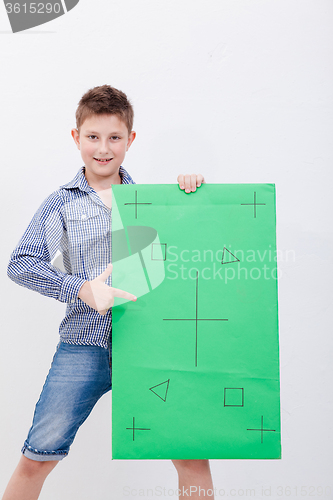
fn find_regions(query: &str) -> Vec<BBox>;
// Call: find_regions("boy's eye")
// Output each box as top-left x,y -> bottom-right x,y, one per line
87,135 -> 121,140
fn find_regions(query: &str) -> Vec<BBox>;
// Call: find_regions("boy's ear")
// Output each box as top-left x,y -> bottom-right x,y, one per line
126,131 -> 136,151
71,128 -> 80,150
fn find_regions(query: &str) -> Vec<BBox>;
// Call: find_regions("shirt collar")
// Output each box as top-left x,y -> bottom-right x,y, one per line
60,165 -> 135,191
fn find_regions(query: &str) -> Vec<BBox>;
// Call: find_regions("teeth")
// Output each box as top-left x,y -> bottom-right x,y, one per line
95,158 -> 112,162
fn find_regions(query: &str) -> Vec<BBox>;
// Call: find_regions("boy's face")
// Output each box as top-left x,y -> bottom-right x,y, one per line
71,114 -> 136,185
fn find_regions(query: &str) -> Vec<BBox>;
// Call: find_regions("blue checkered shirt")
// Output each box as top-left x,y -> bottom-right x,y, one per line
7,165 -> 135,348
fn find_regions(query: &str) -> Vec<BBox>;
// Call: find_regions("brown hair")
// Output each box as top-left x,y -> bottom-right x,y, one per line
75,85 -> 134,133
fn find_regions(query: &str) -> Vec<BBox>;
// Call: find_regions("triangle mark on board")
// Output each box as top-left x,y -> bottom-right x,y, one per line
221,247 -> 240,265
149,379 -> 170,402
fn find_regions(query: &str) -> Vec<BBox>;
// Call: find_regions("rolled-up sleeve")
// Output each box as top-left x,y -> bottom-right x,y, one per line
7,191 -> 86,303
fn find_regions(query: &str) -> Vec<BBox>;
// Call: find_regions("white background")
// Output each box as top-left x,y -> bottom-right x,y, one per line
0,1 -> 332,498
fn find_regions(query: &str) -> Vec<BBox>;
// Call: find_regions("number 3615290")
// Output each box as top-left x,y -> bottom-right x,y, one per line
5,3 -> 61,14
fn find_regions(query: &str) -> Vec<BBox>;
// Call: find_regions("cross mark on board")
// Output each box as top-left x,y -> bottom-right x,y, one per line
163,271 -> 228,367
247,415 -> 276,443
241,191 -> 266,218
126,417 -> 151,441
124,190 -> 152,219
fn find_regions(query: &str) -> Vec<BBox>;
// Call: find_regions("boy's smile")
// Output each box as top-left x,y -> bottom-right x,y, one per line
71,114 -> 136,188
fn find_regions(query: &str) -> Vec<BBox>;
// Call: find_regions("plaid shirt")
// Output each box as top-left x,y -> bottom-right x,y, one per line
7,165 -> 135,348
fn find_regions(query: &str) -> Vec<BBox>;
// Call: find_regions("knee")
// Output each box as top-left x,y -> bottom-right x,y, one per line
19,455 -> 58,479
172,459 -> 210,475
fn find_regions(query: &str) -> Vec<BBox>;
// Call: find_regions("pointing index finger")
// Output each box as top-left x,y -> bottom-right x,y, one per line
112,287 -> 137,302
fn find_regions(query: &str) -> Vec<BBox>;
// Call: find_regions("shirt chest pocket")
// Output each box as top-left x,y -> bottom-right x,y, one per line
66,205 -> 110,248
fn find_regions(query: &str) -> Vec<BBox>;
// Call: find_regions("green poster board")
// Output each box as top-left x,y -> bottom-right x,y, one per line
111,184 -> 281,460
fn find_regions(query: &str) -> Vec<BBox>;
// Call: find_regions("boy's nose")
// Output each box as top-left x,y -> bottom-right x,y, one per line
99,142 -> 112,155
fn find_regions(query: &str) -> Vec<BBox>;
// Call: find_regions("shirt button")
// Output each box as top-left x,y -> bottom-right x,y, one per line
71,298 -> 75,304
81,213 -> 87,220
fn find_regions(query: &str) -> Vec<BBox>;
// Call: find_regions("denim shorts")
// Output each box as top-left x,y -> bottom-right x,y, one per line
21,341 -> 112,461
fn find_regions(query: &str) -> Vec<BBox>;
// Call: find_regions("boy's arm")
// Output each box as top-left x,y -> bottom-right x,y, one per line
7,191 -> 86,304
177,174 -> 205,193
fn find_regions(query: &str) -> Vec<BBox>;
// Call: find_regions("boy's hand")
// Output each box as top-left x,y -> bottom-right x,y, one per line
177,174 -> 205,193
78,263 -> 137,315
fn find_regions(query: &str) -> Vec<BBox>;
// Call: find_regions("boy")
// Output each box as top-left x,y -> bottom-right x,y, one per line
3,85 -> 213,500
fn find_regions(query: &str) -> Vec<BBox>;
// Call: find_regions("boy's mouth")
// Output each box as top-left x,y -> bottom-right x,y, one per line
93,157 -> 113,164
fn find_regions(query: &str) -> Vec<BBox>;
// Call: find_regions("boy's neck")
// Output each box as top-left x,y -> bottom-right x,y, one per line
84,167 -> 122,192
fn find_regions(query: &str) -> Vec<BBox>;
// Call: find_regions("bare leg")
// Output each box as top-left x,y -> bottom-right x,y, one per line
172,459 -> 214,499
2,455 -> 58,500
